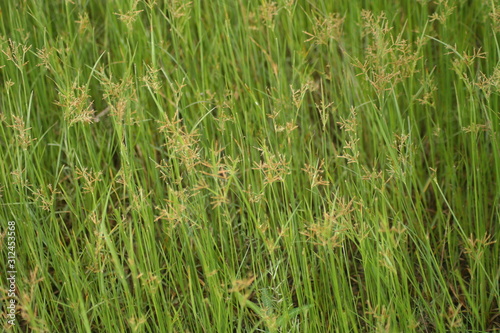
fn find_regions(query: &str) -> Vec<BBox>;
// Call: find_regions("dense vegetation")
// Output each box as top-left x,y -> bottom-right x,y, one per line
0,0 -> 499,331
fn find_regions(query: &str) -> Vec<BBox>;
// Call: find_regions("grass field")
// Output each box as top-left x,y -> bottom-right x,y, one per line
0,0 -> 499,332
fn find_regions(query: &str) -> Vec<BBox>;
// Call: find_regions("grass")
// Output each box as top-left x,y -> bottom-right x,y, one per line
0,0 -> 499,331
